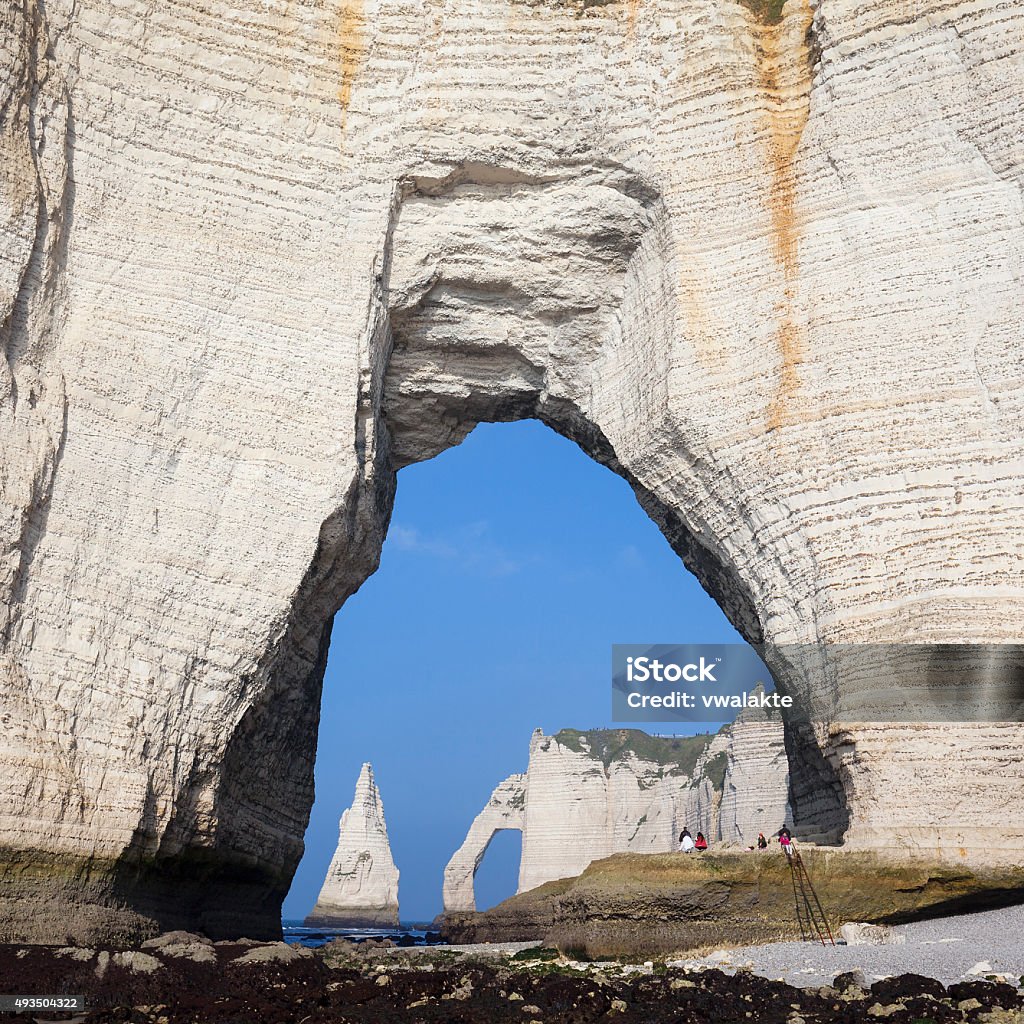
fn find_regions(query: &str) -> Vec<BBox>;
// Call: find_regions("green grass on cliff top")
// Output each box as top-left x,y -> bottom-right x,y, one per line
554,728 -> 716,775
701,749 -> 729,793
740,0 -> 787,26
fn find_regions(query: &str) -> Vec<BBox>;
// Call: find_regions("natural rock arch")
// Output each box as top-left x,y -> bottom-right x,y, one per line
1,0 -> 1022,943
444,775 -> 527,914
375,160 -> 850,842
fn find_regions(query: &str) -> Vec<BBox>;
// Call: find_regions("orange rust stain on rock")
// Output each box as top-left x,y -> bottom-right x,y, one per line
336,0 -> 367,129
627,0 -> 642,32
771,313 -> 803,426
755,0 -> 813,432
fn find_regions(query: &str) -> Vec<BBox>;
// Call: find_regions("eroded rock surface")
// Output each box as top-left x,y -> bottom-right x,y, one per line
444,774 -> 527,914
1,0 -> 1022,941
4,940 -> 1024,1024
441,850 -> 1024,956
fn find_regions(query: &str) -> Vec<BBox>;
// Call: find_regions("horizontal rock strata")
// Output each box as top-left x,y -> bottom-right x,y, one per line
444,708 -> 790,913
443,774 -> 527,915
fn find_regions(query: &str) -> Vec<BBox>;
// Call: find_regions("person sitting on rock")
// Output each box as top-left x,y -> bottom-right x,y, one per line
694,831 -> 708,851
678,828 -> 694,853
777,824 -> 793,857
757,831 -> 768,850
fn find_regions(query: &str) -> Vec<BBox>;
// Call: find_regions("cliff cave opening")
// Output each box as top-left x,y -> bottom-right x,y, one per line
283,419 -> 750,926
3,0 -> 1021,951
195,162 -> 854,943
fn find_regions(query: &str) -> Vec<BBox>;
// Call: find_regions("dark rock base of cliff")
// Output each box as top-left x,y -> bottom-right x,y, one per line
0,846 -> 286,944
2,941 -> 1023,1024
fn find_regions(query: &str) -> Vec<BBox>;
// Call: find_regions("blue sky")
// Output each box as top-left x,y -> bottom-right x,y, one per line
283,419 -> 744,923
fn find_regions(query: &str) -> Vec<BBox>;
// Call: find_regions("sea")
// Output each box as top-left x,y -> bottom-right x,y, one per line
282,919 -> 443,949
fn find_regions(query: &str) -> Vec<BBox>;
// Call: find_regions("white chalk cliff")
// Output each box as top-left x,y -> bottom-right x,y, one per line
444,710 -> 790,912
717,699 -> 793,845
305,764 -> 399,928
1,0 -> 1022,941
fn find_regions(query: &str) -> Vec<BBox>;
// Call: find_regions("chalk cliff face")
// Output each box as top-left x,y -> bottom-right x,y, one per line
305,764 -> 399,929
443,715 -> 790,912
1,0 -> 1022,941
717,701 -> 793,844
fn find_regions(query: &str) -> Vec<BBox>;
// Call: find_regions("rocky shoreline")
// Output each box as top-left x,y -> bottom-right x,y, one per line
1,931 -> 1023,1024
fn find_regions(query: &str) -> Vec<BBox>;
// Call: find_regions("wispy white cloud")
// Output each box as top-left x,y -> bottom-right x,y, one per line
387,520 -> 523,577
616,544 -> 646,571
388,524 -> 458,560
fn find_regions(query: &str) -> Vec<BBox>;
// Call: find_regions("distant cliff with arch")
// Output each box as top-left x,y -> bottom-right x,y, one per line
443,701 -> 790,914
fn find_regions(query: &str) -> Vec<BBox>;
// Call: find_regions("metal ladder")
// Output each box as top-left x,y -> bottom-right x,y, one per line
787,842 -> 835,946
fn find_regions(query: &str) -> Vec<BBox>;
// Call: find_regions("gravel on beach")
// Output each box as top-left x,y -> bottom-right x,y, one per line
675,902 -> 1024,987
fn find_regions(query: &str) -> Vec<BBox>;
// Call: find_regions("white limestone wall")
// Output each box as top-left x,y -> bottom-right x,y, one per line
455,720 -> 791,901
718,710 -> 793,843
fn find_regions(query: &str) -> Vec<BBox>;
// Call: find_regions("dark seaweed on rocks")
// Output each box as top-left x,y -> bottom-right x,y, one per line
2,942 -> 1023,1024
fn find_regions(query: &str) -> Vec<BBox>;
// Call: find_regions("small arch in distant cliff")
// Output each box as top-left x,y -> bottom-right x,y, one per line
443,773 -> 526,913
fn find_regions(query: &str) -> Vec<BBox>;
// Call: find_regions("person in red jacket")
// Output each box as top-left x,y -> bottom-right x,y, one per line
777,824 -> 793,858
694,831 -> 708,851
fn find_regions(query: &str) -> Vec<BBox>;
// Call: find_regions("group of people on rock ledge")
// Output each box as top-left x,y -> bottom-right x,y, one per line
678,823 -> 792,856
676,827 -> 707,852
